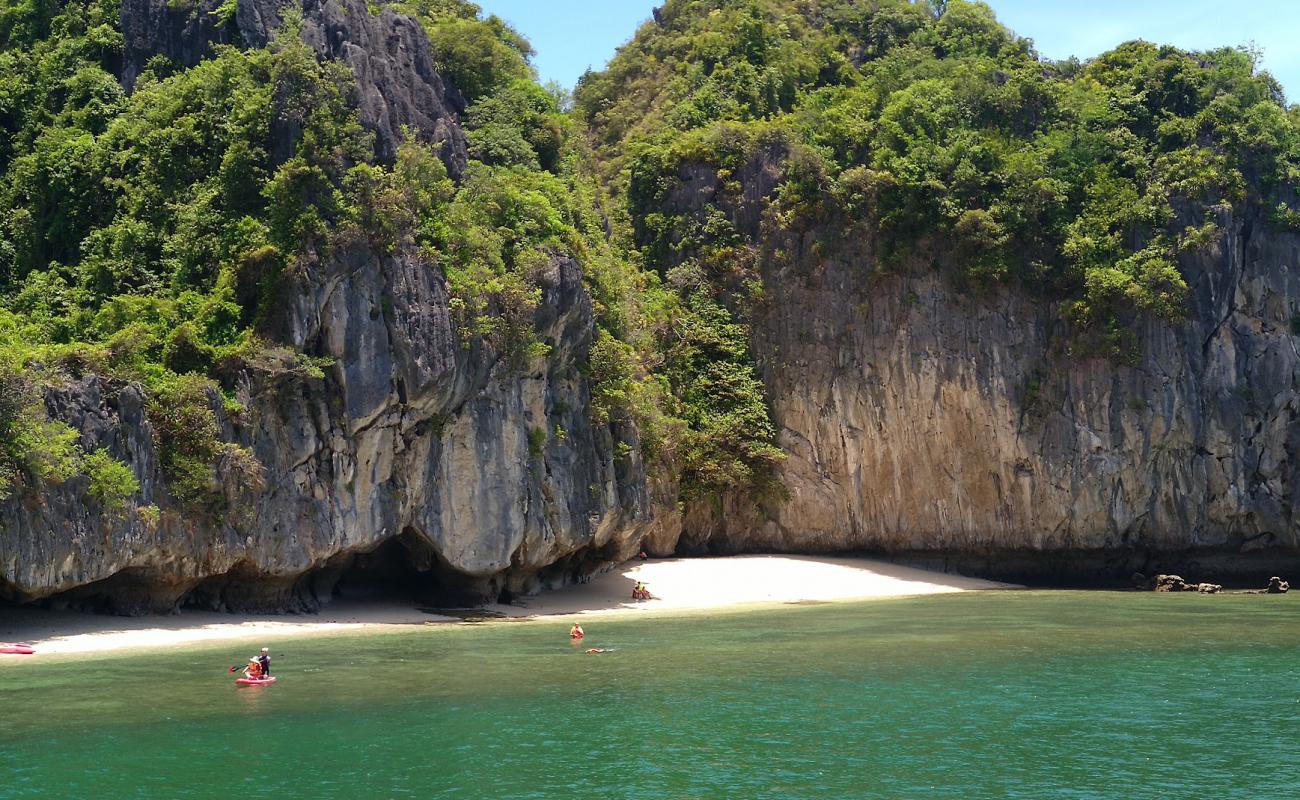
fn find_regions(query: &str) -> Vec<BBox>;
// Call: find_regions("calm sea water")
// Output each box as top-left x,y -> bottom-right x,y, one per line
2,591 -> 1297,799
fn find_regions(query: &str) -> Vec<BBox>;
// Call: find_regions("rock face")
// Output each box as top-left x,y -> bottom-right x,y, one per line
5,5 -> 1300,611
668,172 -> 1300,582
120,0 -> 468,171
0,0 -> 642,612
0,242 -> 648,612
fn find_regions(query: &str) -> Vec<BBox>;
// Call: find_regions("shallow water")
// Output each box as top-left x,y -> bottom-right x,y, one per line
2,591 -> 1297,799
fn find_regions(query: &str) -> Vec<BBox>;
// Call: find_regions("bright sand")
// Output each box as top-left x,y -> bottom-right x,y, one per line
0,555 -> 1010,659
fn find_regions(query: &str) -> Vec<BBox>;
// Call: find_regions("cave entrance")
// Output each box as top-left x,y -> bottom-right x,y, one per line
329,528 -> 487,606
331,533 -> 438,604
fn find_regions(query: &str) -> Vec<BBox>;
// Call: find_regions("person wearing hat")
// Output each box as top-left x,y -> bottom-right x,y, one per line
243,657 -> 263,680
256,647 -> 271,678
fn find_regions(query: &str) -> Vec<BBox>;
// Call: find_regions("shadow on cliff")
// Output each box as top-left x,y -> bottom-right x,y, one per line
19,527 -> 636,617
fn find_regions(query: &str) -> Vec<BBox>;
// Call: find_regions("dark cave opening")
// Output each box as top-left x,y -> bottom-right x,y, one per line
330,533 -> 440,604
327,529 -> 491,607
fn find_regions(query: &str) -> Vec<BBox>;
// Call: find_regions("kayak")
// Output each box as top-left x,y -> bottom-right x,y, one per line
1,646 -> 34,655
235,676 -> 277,686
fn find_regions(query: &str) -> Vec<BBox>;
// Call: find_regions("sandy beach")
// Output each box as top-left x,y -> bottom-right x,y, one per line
1,555 -> 1011,660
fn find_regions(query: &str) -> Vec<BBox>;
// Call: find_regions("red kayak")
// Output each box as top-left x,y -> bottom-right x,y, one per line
1,645 -> 34,655
235,676 -> 277,686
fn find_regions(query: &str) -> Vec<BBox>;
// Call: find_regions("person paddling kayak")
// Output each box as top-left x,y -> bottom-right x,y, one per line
257,647 -> 271,678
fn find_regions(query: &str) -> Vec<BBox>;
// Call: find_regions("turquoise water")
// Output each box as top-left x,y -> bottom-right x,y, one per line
2,591 -> 1298,799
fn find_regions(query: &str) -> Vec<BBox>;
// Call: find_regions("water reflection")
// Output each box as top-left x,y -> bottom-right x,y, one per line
232,681 -> 273,715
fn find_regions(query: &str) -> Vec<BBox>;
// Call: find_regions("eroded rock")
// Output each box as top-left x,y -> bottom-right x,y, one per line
0,244 -> 648,612
664,195 -> 1300,582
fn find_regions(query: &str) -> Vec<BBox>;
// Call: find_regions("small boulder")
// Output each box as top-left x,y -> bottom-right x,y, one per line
1197,583 -> 1222,594
1154,574 -> 1187,592
1265,576 -> 1290,594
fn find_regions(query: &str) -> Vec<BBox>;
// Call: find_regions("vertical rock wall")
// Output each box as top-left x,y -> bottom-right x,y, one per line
0,243 -> 650,612
676,206 -> 1300,582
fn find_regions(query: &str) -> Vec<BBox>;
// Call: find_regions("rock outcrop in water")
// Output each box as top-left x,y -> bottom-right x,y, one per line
1151,575 -> 1221,593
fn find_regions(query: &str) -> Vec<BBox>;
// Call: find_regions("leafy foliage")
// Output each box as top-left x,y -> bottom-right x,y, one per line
82,448 -> 140,508
581,0 -> 1300,361
0,357 -> 78,499
396,0 -> 534,104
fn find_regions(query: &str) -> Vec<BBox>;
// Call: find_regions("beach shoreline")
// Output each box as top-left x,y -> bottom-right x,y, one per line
1,555 -> 1012,662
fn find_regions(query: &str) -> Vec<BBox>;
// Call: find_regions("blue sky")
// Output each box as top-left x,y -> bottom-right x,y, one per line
478,0 -> 1299,102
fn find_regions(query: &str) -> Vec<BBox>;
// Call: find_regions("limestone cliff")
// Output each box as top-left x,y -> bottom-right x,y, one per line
0,0 -> 647,612
0,241 -> 648,612
5,0 -> 1299,614
661,156 -> 1300,583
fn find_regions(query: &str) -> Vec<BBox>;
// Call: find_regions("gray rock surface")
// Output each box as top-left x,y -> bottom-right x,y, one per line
664,173 -> 1300,582
0,243 -> 648,612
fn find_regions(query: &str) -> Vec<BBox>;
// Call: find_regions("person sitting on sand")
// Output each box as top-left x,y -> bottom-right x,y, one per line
570,623 -> 584,639
632,582 -> 651,600
244,658 -> 263,680
256,647 -> 271,678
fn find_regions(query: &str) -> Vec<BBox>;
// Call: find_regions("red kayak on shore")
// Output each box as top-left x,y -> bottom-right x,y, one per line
235,676 -> 277,686
1,645 -> 35,655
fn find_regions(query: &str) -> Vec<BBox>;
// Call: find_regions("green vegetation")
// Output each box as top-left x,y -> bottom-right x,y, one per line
0,359 -> 79,500
82,448 -> 140,509
0,354 -> 138,506
527,426 -> 547,457
579,0 -> 1300,360
564,0 -> 1300,498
